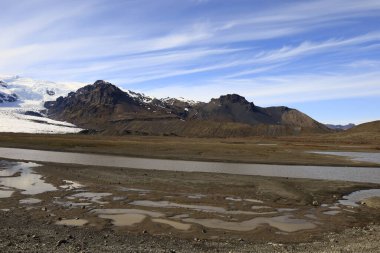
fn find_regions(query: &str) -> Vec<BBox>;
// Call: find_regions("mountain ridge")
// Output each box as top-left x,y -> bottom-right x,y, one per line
45,80 -> 331,137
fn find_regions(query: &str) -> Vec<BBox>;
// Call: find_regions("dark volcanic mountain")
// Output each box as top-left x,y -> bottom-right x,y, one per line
45,80 -> 330,137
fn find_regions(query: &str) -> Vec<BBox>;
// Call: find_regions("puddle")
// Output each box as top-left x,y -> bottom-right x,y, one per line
225,197 -> 243,202
99,213 -> 147,226
323,210 -> 341,216
0,161 -> 57,195
60,180 -> 83,190
0,162 -> 22,177
70,192 -> 112,204
225,197 -> 264,204
131,200 -> 277,215
152,218 -> 192,231
113,196 -> 127,201
304,214 -> 317,220
251,206 -> 272,210
0,189 -> 14,198
171,214 -> 190,219
56,219 -> 88,226
339,189 -> 380,207
54,199 -> 92,208
121,187 -> 150,193
19,198 -> 42,204
277,208 -> 297,212
188,194 -> 206,199
94,209 -> 164,227
183,215 -> 316,232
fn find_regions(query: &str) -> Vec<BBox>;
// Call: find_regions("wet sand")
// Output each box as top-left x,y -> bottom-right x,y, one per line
1,159 -> 380,252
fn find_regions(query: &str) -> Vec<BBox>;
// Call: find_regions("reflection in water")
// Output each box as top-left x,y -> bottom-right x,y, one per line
0,161 -> 56,195
339,189 -> 380,207
184,215 -> 316,232
60,180 -> 83,190
99,214 -> 146,226
152,218 -> 192,231
19,198 -> 42,204
0,189 -> 14,198
94,209 -> 164,227
187,194 -> 206,199
70,192 -> 112,204
323,210 -> 341,216
131,200 -> 277,215
1,148 -> 380,183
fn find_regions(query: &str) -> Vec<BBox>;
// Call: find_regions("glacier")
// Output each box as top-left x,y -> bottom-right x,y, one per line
0,75 -> 85,134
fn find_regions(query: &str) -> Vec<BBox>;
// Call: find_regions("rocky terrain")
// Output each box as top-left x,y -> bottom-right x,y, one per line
45,80 -> 330,137
0,159 -> 380,253
0,81 -> 18,103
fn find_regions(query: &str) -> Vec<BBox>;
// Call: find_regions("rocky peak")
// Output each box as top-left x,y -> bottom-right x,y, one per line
216,94 -> 252,105
0,81 -> 7,88
73,80 -> 129,103
93,80 -> 113,87
0,92 -> 18,103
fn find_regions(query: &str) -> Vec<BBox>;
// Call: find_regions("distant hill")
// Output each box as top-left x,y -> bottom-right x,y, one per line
44,80 -> 331,137
325,123 -> 355,131
348,121 -> 380,133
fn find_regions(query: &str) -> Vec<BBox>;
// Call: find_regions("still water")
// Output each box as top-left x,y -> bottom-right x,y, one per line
0,147 -> 380,184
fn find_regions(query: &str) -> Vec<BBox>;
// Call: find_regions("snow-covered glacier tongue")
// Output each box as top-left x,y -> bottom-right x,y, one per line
0,75 -> 85,134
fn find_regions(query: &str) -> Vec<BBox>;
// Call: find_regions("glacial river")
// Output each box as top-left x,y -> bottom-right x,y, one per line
0,147 -> 380,184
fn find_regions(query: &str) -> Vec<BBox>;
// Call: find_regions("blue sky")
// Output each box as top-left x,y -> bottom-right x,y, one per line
1,0 -> 380,124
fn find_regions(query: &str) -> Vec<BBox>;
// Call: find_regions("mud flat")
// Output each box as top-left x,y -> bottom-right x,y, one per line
0,159 -> 380,252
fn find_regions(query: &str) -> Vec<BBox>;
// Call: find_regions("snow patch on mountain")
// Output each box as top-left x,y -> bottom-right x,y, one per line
0,75 -> 85,134
160,96 -> 199,106
0,75 -> 84,108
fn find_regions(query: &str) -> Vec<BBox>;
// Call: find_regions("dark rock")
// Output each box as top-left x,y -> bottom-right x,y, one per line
56,239 -> 68,247
46,89 -> 55,96
24,111 -> 44,117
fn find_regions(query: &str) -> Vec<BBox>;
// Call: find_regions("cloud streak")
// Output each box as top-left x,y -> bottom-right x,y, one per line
0,0 -> 379,121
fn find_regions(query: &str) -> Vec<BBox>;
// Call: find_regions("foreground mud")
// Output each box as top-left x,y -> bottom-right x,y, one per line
1,160 -> 380,252
1,211 -> 380,252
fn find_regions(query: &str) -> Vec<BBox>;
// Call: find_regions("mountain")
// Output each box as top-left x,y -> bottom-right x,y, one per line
325,123 -> 356,131
0,83 -> 18,103
45,80 -> 331,137
0,75 -> 83,108
0,76 -> 83,134
348,121 -> 380,134
325,120 -> 380,144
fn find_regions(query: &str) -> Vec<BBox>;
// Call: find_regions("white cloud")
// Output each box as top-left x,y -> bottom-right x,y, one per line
144,71 -> 380,105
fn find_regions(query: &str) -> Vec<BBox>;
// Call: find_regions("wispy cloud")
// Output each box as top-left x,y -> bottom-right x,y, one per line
145,71 -> 380,106
0,0 -> 379,116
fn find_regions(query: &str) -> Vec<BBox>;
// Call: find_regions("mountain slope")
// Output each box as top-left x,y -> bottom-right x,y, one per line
348,121 -> 380,133
45,80 -> 178,130
45,80 -> 331,137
